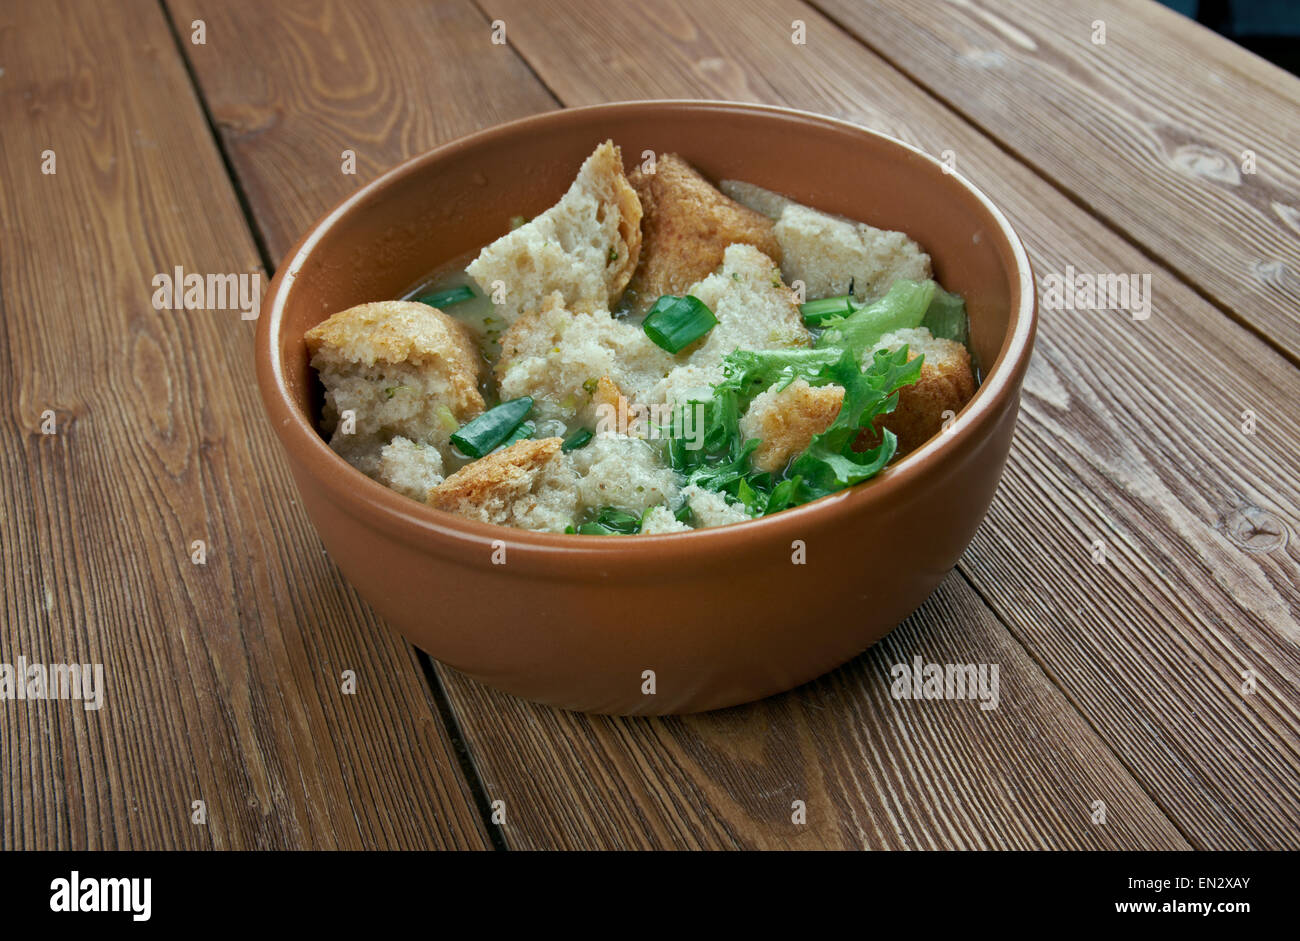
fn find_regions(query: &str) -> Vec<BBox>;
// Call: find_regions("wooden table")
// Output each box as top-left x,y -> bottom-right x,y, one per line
3,0 -> 1297,851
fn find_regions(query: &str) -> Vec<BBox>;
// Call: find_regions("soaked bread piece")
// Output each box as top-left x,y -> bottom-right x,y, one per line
570,433 -> 681,514
655,244 -> 810,408
740,379 -> 845,473
494,292 -> 672,425
305,300 -> 485,469
427,437 -> 579,533
721,180 -> 930,301
859,327 -> 975,457
376,436 -> 446,501
467,141 -> 642,324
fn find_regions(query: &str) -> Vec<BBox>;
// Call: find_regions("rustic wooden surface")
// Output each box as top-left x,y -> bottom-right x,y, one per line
814,0 -> 1300,364
0,0 -> 489,850
2,0 -> 1295,850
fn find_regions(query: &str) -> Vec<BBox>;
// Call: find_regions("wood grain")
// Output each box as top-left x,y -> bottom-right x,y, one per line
813,0 -> 1300,362
0,0 -> 488,849
455,572 -> 1187,849
165,0 -> 560,260
161,0 -> 1190,847
477,0 -> 1300,848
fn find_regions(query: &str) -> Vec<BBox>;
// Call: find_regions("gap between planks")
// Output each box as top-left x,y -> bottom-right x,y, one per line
155,0 -> 503,847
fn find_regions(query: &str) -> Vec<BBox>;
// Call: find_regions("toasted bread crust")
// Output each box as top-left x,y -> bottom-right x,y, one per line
857,347 -> 975,457
427,437 -> 563,510
743,380 -> 845,473
598,144 -> 644,298
305,300 -> 486,449
591,375 -> 625,413
305,300 -> 480,373
626,154 -> 782,310
590,375 -> 632,434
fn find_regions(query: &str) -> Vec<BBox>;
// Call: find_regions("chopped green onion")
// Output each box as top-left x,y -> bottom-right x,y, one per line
643,295 -> 718,353
451,396 -> 533,458
799,294 -> 861,326
496,420 -> 535,450
417,285 -> 475,308
561,427 -> 594,451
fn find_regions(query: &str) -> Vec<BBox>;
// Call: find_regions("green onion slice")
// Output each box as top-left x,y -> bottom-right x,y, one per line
451,396 -> 533,458
496,420 -> 535,450
416,285 -> 475,308
561,427 -> 594,452
799,294 -> 861,326
643,295 -> 718,353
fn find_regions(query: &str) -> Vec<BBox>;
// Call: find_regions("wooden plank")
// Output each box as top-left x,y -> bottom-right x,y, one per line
167,0 -> 1188,847
479,0 -> 1300,848
0,0 -> 488,849
457,573 -> 1188,849
813,0 -> 1300,362
165,0 -> 560,260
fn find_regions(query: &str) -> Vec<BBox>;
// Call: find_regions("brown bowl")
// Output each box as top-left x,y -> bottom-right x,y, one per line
256,100 -> 1035,715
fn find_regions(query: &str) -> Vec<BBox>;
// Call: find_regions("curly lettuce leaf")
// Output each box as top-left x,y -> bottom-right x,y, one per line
663,344 -> 922,513
815,279 -> 935,354
787,345 -> 922,500
921,283 -> 969,346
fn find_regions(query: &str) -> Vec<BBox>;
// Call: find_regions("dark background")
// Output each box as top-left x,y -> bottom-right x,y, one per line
1163,0 -> 1300,73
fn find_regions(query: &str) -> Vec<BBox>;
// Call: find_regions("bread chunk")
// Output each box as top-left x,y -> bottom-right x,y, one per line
626,154 -> 781,312
570,433 -> 680,514
639,505 -> 692,534
427,437 -> 578,533
495,292 -> 672,424
681,484 -> 751,528
466,141 -> 641,324
858,327 -> 975,457
721,181 -> 930,301
376,436 -> 446,501
655,244 -> 810,407
305,300 -> 485,468
740,379 -> 845,473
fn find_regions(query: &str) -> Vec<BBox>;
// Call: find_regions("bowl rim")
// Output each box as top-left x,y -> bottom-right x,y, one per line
256,99 -> 1036,556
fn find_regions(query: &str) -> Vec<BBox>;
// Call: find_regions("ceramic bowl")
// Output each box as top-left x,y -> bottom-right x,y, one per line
255,100 -> 1036,714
